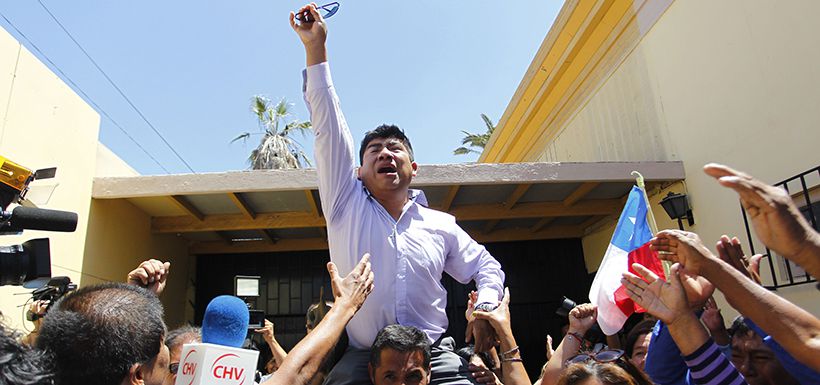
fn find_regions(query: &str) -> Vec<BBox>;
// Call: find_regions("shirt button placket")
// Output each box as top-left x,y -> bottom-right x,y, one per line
394,225 -> 407,324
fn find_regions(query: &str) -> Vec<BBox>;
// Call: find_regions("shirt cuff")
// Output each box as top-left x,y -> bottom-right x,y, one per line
302,62 -> 333,93
476,288 -> 500,307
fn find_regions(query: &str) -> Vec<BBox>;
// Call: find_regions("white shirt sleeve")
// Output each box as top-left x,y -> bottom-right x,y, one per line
303,62 -> 359,222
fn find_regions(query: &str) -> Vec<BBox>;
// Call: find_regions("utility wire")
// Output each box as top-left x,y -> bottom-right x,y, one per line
34,0 -> 196,173
0,10 -> 172,174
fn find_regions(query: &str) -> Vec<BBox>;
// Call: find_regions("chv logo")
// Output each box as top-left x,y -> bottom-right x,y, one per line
211,353 -> 247,385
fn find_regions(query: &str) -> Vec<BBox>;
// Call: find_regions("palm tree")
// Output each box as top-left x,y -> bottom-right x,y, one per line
232,96 -> 313,170
453,114 -> 495,156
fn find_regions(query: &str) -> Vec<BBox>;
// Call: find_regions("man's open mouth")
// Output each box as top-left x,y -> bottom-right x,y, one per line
377,166 -> 397,174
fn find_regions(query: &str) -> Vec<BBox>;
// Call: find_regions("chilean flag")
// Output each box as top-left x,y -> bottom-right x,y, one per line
589,186 -> 666,335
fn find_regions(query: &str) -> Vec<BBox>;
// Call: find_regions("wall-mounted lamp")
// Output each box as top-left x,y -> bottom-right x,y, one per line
659,192 -> 694,230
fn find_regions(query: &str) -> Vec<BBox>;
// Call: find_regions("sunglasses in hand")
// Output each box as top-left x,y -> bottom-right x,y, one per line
295,2 -> 340,22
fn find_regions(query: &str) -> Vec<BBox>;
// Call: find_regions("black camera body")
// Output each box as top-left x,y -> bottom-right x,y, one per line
26,276 -> 77,321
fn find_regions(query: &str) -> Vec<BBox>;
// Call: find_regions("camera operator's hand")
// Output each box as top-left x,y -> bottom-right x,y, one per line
127,259 -> 170,295
327,253 -> 374,311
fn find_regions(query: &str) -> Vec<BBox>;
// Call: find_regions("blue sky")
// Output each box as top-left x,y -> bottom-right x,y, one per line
1,1 -> 561,175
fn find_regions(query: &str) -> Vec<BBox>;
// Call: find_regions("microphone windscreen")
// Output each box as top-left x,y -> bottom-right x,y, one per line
10,206 -> 78,232
201,295 -> 249,348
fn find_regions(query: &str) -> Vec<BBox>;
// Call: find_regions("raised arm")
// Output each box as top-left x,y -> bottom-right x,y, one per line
472,288 -> 532,385
539,304 -> 598,385
623,263 -> 747,385
292,3 -> 358,221
262,254 -> 374,385
704,163 -> 820,278
652,230 -> 820,371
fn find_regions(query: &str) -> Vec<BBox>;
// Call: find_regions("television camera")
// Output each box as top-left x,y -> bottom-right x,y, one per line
0,155 -> 79,315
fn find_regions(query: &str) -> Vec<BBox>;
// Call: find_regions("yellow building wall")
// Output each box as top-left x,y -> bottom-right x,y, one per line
537,0 -> 820,317
0,25 -> 100,330
0,26 -> 192,331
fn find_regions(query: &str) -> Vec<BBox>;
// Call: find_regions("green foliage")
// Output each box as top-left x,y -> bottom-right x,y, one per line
233,96 -> 313,170
453,113 -> 496,156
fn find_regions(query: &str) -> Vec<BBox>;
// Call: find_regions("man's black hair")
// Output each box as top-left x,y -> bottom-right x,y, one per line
165,325 -> 201,354
359,124 -> 414,164
728,315 -> 755,340
624,319 -> 656,358
37,282 -> 166,385
0,322 -> 53,385
455,344 -> 495,371
369,325 -> 431,372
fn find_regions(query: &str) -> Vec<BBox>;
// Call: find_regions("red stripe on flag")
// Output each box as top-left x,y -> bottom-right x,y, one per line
614,242 -> 666,317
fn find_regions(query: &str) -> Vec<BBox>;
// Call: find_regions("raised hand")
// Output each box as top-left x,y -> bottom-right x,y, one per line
700,297 -> 724,331
254,319 -> 276,343
651,230 -> 717,276
568,303 -> 598,335
545,334 -> 554,362
468,363 -> 502,385
327,253 -> 374,311
289,3 -> 327,49
715,235 -> 763,285
126,259 -> 170,295
704,163 -> 819,262
622,263 -> 689,326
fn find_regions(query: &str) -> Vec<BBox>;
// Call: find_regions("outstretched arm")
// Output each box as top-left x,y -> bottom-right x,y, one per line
262,254 -> 375,385
540,304 -> 597,385
472,288 -> 531,385
652,230 -> 820,370
704,163 -> 820,278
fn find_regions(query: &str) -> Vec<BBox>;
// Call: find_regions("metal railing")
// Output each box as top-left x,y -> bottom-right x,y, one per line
741,165 -> 819,290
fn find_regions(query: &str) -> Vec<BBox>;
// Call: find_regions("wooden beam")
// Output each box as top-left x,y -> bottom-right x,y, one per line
563,182 -> 599,207
190,225 -> 585,254
304,190 -> 321,218
578,215 -> 604,230
169,195 -> 204,221
482,219 -> 501,234
451,199 -> 621,221
191,238 -> 329,255
228,192 -> 256,219
470,225 -> 583,243
154,199 -> 620,234
259,229 -> 277,244
152,212 -> 326,233
440,186 -> 460,211
214,231 -> 233,244
504,184 -> 532,209
530,217 -> 555,232
94,161 -> 685,199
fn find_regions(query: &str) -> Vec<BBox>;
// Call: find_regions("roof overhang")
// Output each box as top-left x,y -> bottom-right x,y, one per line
481,0 -> 674,163
92,161 -> 685,254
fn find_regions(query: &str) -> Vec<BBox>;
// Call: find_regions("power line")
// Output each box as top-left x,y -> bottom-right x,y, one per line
35,0 -> 196,173
0,10 -> 172,174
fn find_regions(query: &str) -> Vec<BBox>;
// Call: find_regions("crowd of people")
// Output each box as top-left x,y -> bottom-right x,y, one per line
1,3 -> 819,385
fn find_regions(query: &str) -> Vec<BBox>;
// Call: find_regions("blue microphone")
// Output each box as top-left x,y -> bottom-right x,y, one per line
201,295 -> 249,348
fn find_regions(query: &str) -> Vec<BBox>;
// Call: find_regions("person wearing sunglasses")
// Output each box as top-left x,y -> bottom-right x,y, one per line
558,349 -> 652,385
162,325 -> 201,385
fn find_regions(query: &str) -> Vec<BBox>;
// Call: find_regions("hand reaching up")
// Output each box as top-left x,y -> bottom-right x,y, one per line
622,263 -> 689,326
327,253 -> 375,311
715,235 -> 763,285
568,303 -> 597,335
127,259 -> 170,295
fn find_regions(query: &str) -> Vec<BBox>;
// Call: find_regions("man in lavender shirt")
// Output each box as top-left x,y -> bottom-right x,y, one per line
290,4 -> 505,385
